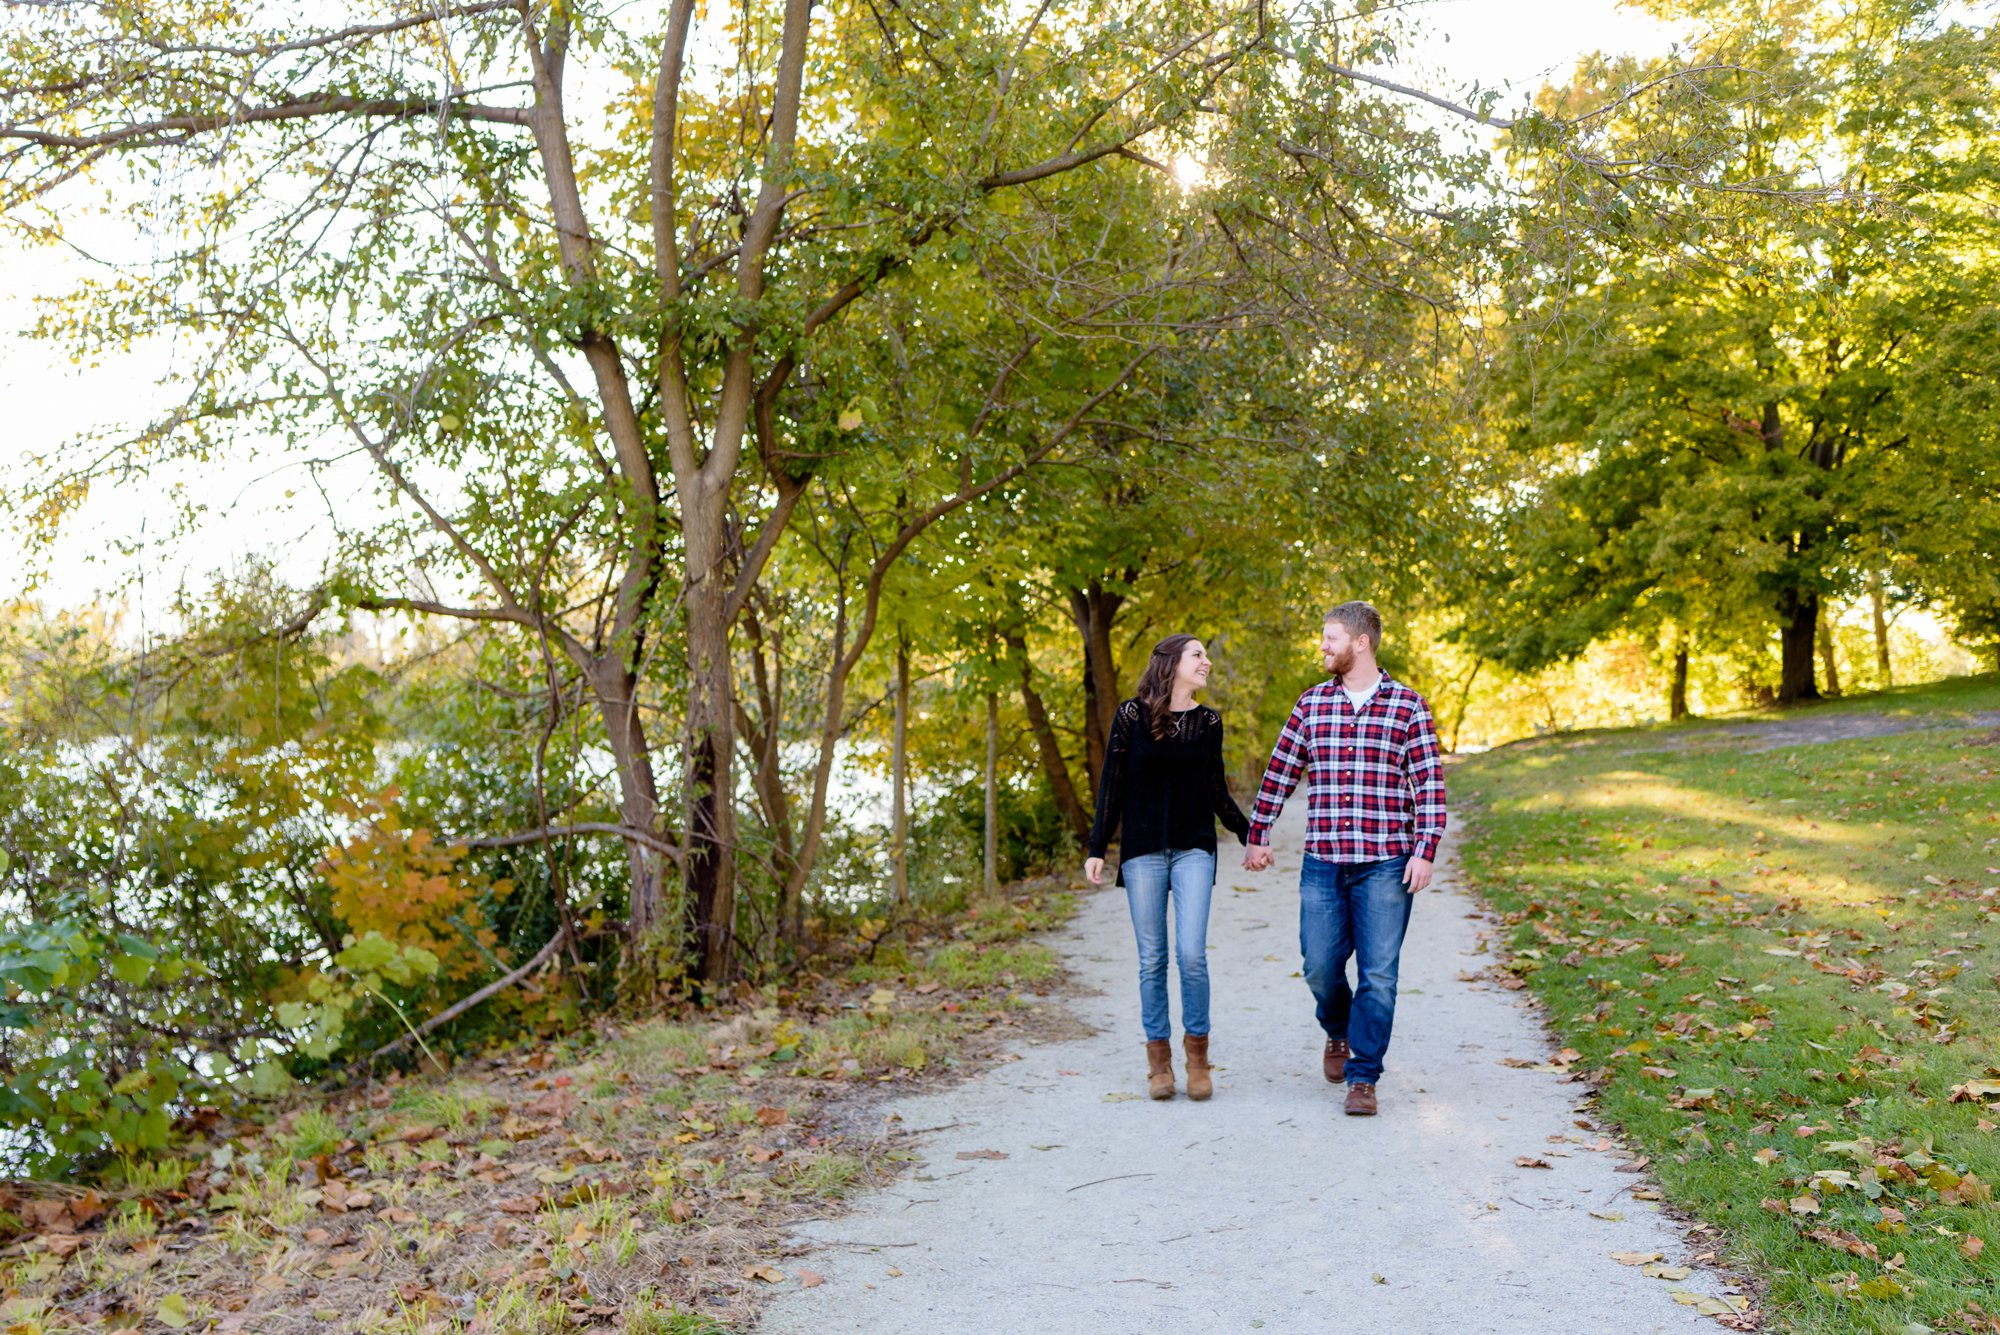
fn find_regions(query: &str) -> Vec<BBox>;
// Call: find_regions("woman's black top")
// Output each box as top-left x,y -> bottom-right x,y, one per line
1087,699 -> 1252,885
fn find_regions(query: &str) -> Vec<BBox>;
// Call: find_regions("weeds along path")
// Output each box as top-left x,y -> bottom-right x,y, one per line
759,806 -> 1747,1334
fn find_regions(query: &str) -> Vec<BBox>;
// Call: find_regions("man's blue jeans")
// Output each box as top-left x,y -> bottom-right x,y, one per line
1121,848 -> 1215,1041
1299,852 -> 1413,1086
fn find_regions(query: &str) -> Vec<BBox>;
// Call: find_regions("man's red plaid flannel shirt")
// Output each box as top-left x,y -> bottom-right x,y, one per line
1248,672 -> 1447,863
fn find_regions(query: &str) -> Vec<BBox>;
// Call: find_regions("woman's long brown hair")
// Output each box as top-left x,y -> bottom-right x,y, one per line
1132,634 -> 1200,740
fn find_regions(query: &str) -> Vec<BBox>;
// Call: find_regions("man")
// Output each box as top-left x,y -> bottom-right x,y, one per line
1243,602 -> 1446,1116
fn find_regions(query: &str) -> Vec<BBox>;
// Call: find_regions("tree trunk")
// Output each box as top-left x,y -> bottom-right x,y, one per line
1067,582 -> 1125,799
682,506 -> 739,983
1446,660 -> 1482,752
589,662 -> 667,939
890,631 -> 910,905
1007,632 -> 1090,845
984,691 -> 1000,898
738,602 -> 798,953
1777,589 -> 1822,704
1817,602 -> 1842,697
1669,647 -> 1690,721
1871,575 -> 1892,685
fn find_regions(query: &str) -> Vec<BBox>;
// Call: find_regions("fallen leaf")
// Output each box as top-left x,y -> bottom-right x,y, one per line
798,1270 -> 824,1287
519,1088 -> 581,1120
755,1106 -> 788,1126
914,982 -> 941,994
1630,1189 -> 1664,1201
1372,1273 -> 1387,1284
1643,1263 -> 1692,1281
1589,1211 -> 1625,1221
302,1228 -> 332,1244
1610,1251 -> 1664,1266
495,1196 -> 541,1215
1638,1066 -> 1678,1079
43,1233 -> 82,1259
1500,1057 -> 1537,1068
1754,1148 -> 1781,1165
379,1206 -> 422,1225
1964,1235 -> 1986,1261
743,1265 -> 786,1283
746,1146 -> 783,1163
343,1190 -> 375,1210
1515,1156 -> 1553,1170
157,1294 -> 192,1329
1103,1092 -> 1143,1103
956,1150 -> 1009,1160
1790,1195 -> 1822,1215
886,1267 -> 903,1277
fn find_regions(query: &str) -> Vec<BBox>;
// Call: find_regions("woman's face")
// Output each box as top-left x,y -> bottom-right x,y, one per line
1175,640 -> 1212,693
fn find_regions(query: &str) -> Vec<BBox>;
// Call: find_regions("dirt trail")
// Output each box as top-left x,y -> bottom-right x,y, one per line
757,806 -> 1749,1334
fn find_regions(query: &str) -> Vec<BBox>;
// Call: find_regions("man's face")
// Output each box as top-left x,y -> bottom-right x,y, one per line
1320,619 -> 1357,676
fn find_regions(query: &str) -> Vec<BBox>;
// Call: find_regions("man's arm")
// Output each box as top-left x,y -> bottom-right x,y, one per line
1401,696 -> 1447,892
1243,696 -> 1311,869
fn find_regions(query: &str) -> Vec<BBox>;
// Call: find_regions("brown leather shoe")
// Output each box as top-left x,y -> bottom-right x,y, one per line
1344,1082 -> 1378,1116
1322,1036 -> 1350,1083
1183,1034 -> 1212,1101
1146,1039 -> 1175,1100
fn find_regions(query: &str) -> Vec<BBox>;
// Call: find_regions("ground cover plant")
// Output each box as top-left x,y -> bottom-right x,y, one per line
1457,674 -> 2000,1334
0,885 -> 1079,1333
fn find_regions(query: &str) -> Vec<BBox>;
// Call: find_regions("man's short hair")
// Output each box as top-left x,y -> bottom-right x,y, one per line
1324,601 -> 1384,652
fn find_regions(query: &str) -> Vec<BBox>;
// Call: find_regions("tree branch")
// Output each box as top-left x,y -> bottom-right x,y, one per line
1,96 -> 533,150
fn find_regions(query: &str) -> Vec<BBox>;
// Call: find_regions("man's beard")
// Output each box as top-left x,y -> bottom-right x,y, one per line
1325,644 -> 1356,677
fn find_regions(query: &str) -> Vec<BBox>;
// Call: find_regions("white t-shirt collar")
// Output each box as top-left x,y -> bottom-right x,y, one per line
1337,671 -> 1383,713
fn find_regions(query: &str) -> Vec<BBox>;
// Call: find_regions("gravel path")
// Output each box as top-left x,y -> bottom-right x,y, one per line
1618,707 -> 2000,755
760,805 -> 1745,1334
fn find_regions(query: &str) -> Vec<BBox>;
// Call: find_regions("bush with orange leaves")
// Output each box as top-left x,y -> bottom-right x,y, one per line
318,789 -> 511,982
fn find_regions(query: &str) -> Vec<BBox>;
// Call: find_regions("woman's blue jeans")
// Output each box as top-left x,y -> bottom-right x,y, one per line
1121,848 -> 1215,1041
1299,852 -> 1413,1086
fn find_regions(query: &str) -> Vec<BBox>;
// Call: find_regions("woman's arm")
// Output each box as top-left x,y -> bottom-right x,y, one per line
1207,710 -> 1252,845
1086,701 -> 1136,859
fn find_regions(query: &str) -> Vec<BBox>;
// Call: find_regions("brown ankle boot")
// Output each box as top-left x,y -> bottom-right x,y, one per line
1183,1034 -> 1212,1101
1146,1039 -> 1175,1100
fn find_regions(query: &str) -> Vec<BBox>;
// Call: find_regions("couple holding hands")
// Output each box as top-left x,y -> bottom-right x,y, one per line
1082,602 -> 1448,1116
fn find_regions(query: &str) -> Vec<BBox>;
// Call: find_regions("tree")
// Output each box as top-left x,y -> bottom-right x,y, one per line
1469,0 -> 2000,702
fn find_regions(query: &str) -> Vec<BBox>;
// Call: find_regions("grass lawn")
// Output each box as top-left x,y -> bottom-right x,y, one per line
1456,673 -> 2000,1335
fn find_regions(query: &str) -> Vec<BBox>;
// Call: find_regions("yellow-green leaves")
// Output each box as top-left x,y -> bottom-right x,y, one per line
272,931 -> 443,1060
335,931 -> 442,989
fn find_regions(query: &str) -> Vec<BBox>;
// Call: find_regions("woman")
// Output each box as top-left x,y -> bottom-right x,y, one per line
1085,634 -> 1251,1101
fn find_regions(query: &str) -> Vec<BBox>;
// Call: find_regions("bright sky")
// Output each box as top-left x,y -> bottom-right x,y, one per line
0,1 -> 1680,618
